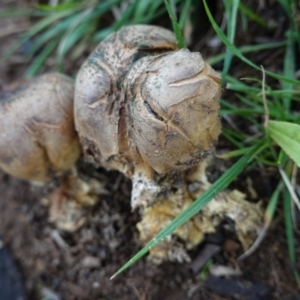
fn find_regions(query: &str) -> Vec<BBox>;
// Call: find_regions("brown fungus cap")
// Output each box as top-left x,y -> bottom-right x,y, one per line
127,49 -> 222,174
75,25 -> 221,179
0,73 -> 80,182
74,25 -> 177,175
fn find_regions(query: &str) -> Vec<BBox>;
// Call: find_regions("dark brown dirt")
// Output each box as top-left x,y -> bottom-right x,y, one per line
0,1 -> 300,300
0,166 -> 299,300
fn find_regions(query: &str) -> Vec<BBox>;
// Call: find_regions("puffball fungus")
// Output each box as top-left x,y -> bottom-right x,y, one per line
75,25 -> 222,208
126,49 -> 222,175
0,73 -> 105,232
74,25 -> 262,262
0,73 -> 80,182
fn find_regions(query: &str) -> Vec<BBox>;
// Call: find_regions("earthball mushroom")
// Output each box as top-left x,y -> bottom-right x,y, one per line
0,73 -> 80,182
74,25 -> 222,208
0,73 -> 104,231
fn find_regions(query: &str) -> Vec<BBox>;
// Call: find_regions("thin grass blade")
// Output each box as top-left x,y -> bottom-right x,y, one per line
25,14 -> 79,57
164,0 -> 185,48
203,0 -> 300,85
238,3 -> 268,27
134,0 -> 152,20
282,29 -> 296,111
25,39 -> 58,77
0,9 -> 76,65
0,9 -> 48,17
207,41 -> 287,66
267,121 -> 300,168
239,181 -> 283,259
178,0 -> 192,30
283,188 -> 300,286
37,2 -> 85,11
222,0 -> 239,79
57,5 -> 96,66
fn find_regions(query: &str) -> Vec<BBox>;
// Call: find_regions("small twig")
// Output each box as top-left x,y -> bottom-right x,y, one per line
129,284 -> 145,300
243,132 -> 264,144
238,226 -> 267,260
279,167 -> 300,210
291,164 -> 300,233
222,114 -> 239,131
50,230 -> 70,250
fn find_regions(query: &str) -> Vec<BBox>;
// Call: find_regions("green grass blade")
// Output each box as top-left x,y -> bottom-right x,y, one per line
207,41 -> 287,65
219,147 -> 256,159
57,22 -> 91,68
94,27 -> 114,42
146,0 -> 164,19
25,14 -> 80,57
37,2 -> 85,11
282,29 -> 296,110
267,121 -> 300,168
199,259 -> 213,279
94,0 -> 136,41
134,0 -> 152,19
109,7 -> 136,31
0,9 -> 77,64
221,130 -> 244,149
266,89 -> 300,97
56,5 -> 96,66
291,2 -> 300,51
110,140 -> 266,279
70,35 -> 89,60
0,37 -> 29,65
222,0 -> 239,79
239,181 -> 283,260
283,188 -> 300,286
278,0 -> 300,51
93,0 -> 123,14
278,0 -> 291,16
24,9 -> 76,38
24,39 -> 59,77
203,0 -> 300,85
93,0 -> 171,41
164,0 -> 185,48
178,0 -> 192,29
265,181 -> 283,224
0,9 -> 48,17
238,2 -> 268,27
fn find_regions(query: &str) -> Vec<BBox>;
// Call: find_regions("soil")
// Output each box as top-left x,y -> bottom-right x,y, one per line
0,1 -> 299,300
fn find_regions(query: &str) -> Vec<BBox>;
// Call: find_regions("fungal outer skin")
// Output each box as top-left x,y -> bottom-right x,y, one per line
126,50 -> 221,174
0,73 -> 80,182
74,25 -> 177,176
125,50 -> 221,207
